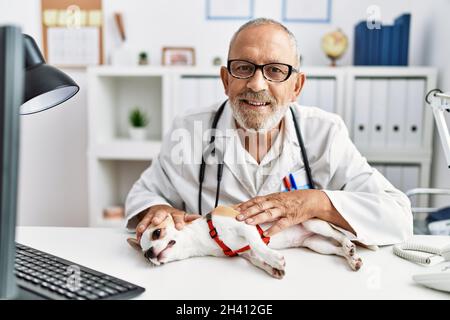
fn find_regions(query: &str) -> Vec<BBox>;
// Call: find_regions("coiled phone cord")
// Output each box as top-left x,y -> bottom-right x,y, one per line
393,242 -> 443,265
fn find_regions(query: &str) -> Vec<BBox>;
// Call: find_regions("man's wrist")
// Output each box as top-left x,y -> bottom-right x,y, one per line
314,190 -> 356,234
312,190 -> 336,220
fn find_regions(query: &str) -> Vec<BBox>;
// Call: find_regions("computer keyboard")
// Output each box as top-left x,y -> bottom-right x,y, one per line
14,243 -> 145,300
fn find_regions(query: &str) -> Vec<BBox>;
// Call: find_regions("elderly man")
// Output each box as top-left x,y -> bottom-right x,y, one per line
125,18 -> 412,246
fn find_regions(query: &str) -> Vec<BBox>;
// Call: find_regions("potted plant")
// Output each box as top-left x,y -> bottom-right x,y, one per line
128,107 -> 149,140
138,51 -> 149,65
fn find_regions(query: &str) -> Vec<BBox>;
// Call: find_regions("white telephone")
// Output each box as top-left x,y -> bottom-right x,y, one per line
393,242 -> 450,293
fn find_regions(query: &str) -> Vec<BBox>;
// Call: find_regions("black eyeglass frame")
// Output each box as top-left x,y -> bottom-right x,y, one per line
227,59 -> 299,82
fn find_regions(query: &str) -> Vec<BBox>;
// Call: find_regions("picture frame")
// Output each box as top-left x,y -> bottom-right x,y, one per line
206,0 -> 254,20
282,0 -> 332,24
162,47 -> 196,66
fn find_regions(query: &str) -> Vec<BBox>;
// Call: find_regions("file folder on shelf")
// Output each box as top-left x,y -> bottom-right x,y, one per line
405,79 -> 425,148
369,79 -> 388,148
317,79 -> 336,113
298,78 -> 318,107
385,165 -> 403,190
352,79 -> 371,147
387,79 -> 407,148
180,77 -> 199,111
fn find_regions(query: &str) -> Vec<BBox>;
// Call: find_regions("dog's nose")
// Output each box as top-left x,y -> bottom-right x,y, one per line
144,247 -> 155,259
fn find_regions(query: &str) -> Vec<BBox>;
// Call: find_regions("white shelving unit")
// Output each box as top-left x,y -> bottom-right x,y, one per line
87,66 -> 437,227
345,67 -> 437,207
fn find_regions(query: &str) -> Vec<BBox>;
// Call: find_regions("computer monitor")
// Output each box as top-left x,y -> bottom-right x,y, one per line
0,25 -> 24,299
0,24 -> 80,300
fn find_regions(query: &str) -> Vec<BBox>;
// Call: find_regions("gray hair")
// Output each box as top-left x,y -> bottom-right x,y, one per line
227,18 -> 301,68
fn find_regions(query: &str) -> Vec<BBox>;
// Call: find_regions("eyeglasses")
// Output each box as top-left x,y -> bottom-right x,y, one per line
227,59 -> 298,82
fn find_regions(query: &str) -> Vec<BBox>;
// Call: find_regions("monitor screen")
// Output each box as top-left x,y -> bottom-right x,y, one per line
0,25 -> 24,299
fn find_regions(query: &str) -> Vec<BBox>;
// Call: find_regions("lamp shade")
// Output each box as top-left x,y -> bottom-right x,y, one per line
20,34 -> 79,115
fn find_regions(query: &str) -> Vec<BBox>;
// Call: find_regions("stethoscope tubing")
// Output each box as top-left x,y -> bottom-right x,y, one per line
198,100 -> 314,215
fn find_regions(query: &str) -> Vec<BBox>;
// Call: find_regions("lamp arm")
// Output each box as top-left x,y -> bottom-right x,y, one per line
427,89 -> 450,168
23,34 -> 45,69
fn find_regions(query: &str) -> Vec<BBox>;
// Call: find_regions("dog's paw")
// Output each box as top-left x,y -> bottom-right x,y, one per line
271,267 -> 285,279
342,239 -> 356,257
263,251 -> 285,270
260,261 -> 285,279
346,255 -> 363,271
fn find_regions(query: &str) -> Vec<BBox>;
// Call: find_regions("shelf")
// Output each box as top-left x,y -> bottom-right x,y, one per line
360,148 -> 432,164
97,218 -> 126,228
88,65 -> 222,77
346,66 -> 437,78
93,139 -> 162,161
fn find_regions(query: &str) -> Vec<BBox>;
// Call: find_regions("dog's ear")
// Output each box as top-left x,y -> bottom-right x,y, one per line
127,238 -> 142,251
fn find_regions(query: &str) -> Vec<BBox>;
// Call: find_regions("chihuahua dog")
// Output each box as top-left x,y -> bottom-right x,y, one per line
127,206 -> 363,279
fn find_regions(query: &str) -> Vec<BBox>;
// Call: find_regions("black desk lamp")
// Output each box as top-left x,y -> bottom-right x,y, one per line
22,34 -> 79,114
0,25 -> 79,299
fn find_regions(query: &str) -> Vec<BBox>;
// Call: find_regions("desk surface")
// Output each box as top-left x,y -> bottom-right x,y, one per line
16,227 -> 450,300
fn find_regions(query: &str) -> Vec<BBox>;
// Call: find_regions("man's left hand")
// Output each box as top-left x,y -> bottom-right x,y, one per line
234,190 -> 332,237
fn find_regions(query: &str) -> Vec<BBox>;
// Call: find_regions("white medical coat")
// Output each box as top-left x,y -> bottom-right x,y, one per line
125,102 -> 413,246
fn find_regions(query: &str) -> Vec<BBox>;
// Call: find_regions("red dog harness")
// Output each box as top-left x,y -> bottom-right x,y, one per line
206,213 -> 270,257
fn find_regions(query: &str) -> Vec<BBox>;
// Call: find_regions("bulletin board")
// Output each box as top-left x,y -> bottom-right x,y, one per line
41,0 -> 104,67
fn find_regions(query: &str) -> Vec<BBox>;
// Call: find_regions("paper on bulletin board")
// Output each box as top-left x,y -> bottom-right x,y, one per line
47,27 -> 99,66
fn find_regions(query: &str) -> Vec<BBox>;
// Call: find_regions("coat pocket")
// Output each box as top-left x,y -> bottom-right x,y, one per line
280,168 -> 311,191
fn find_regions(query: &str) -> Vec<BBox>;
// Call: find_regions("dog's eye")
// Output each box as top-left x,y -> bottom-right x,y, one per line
152,229 -> 161,240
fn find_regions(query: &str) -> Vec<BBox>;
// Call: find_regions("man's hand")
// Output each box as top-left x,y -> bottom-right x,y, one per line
136,205 -> 201,241
234,190 -> 344,237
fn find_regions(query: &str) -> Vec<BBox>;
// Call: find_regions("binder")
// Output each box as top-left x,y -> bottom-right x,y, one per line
353,79 -> 371,147
395,14 -> 411,65
380,26 -> 393,65
387,79 -> 407,148
214,77 -> 226,104
372,26 -> 382,65
372,164 -> 386,176
402,165 -> 420,206
391,21 -> 402,65
298,78 -> 318,106
317,78 -> 336,113
354,21 -> 367,65
367,28 -> 374,65
385,165 -> 403,190
180,77 -> 199,111
369,79 -> 388,148
198,78 -> 218,108
405,79 -> 425,148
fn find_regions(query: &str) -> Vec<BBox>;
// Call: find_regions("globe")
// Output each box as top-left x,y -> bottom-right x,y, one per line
321,29 -> 348,66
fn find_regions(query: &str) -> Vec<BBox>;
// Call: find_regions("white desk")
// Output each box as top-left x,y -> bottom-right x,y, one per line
16,227 -> 450,300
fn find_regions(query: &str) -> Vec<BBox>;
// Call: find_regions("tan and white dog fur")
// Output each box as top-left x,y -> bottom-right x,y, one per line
127,206 -> 363,279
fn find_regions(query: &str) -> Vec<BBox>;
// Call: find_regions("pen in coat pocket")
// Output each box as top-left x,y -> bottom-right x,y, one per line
289,173 -> 298,190
283,176 -> 291,192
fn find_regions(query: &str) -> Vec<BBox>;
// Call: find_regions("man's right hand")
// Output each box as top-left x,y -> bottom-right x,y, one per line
136,204 -> 201,241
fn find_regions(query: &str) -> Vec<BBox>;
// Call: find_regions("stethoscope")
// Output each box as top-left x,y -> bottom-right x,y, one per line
198,100 -> 315,215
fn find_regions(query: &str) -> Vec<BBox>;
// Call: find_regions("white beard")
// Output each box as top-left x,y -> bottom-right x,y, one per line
230,100 -> 290,133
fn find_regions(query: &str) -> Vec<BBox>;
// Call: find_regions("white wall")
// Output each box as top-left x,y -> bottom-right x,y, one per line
102,0 -> 432,67
0,0 -> 88,226
0,0 -> 449,226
